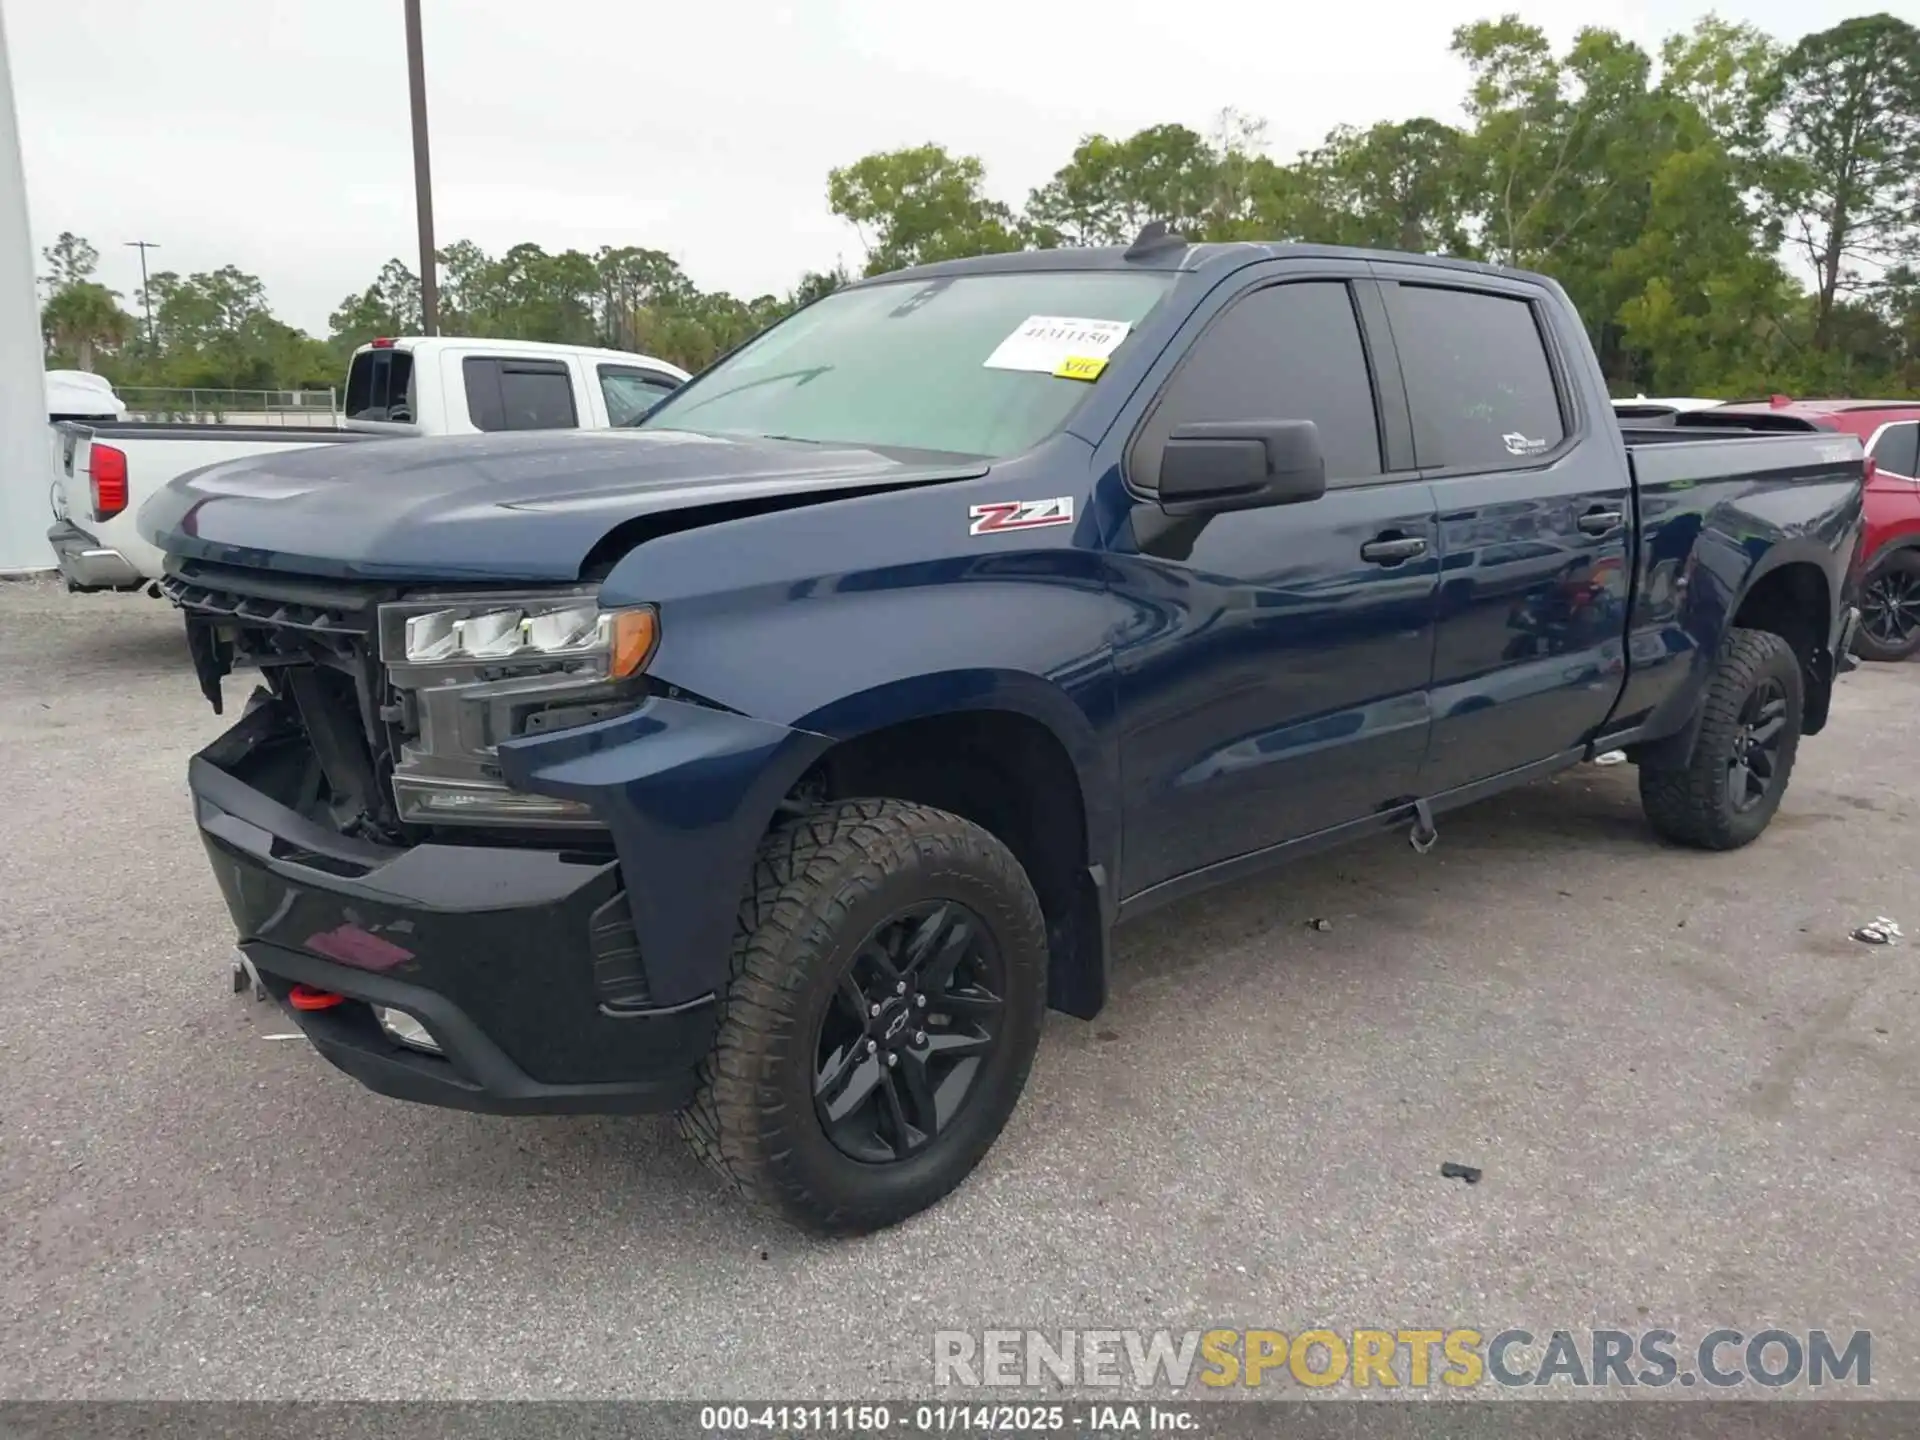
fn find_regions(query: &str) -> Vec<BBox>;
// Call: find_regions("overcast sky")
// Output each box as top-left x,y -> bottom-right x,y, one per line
5,0 -> 1867,336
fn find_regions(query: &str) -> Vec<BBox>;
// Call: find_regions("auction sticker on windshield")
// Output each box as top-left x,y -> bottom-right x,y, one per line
985,316 -> 1132,374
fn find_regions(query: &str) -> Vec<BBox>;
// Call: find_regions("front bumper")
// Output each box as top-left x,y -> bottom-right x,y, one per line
192,703 -> 718,1114
47,519 -> 143,592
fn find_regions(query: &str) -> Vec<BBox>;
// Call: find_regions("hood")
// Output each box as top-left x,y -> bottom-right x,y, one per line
138,428 -> 987,582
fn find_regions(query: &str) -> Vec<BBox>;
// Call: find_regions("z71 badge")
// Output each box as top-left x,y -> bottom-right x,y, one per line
968,496 -> 1075,535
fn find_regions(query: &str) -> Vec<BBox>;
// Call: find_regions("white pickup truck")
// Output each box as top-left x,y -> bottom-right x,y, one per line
47,337 -> 689,592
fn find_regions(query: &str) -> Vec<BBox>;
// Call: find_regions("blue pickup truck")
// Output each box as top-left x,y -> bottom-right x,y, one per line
144,233 -> 1866,1233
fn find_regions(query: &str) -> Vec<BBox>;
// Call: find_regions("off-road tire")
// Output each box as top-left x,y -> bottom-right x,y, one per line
1638,627 -> 1803,850
1853,550 -> 1920,663
676,798 -> 1048,1235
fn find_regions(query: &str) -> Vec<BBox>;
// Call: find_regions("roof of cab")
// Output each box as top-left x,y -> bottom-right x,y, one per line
354,335 -> 691,377
853,240 -> 1544,290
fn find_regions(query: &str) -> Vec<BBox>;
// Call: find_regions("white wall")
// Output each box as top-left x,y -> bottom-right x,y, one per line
0,4 -> 53,575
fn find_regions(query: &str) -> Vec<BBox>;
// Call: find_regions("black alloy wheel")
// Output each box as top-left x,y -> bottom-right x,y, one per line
1726,675 -> 1789,814
1858,557 -> 1920,660
1639,626 -> 1803,850
678,798 -> 1047,1234
814,901 -> 1004,1164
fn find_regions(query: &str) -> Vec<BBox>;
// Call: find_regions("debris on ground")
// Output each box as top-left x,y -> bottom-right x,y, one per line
1851,918 -> 1903,945
1592,750 -> 1628,766
1307,917 -> 1333,932
1439,1162 -> 1483,1184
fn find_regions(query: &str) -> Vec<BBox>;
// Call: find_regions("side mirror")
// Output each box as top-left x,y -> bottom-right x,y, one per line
1157,419 -> 1328,515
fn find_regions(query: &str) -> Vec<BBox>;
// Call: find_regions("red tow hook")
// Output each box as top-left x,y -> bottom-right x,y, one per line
288,983 -> 348,1011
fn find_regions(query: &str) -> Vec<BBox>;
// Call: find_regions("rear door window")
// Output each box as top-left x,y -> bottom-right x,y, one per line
1868,421 -> 1920,478
462,357 -> 579,432
1386,285 -> 1567,470
344,348 -> 416,422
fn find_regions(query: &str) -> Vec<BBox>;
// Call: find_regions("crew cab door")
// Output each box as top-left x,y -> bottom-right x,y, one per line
1109,271 -> 1439,896
1371,266 -> 1631,793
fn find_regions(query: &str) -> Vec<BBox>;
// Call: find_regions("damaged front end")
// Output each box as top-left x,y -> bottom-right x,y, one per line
167,560 -> 723,1114
169,562 -> 658,843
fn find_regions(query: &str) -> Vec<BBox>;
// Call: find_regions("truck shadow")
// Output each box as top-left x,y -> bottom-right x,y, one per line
1104,762 -> 1658,997
314,760 -> 1824,1257
448,763 -> 1672,1240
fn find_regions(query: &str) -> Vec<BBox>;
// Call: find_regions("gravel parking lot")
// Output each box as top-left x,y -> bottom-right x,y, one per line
3,577 -> 1917,1400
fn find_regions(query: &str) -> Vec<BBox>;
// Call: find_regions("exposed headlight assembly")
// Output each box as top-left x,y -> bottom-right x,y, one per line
376,591 -> 658,828
387,595 -> 656,674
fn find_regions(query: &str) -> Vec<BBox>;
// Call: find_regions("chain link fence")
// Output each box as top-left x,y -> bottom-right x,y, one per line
115,387 -> 341,428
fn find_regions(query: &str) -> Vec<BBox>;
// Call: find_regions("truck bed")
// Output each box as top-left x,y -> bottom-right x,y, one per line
79,421 -> 378,444
1604,425 -> 1865,744
1620,424 -> 1864,481
49,422 -> 384,592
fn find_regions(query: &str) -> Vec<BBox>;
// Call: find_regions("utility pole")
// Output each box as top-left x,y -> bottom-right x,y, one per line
404,0 -> 438,335
124,239 -> 159,348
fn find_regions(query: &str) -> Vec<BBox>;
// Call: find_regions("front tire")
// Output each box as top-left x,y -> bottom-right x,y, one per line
1854,551 -> 1920,662
677,798 -> 1048,1235
1638,627 -> 1803,850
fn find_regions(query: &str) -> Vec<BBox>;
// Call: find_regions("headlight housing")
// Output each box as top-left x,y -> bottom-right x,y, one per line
382,594 -> 656,675
376,590 -> 657,828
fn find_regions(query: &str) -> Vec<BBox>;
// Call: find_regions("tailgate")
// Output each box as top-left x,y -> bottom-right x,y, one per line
51,422 -> 93,525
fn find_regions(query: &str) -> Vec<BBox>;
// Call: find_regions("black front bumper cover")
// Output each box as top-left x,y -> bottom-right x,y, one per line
193,703 -> 716,1116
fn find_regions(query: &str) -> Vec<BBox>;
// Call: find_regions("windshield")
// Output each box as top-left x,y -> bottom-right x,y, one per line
637,270 -> 1176,458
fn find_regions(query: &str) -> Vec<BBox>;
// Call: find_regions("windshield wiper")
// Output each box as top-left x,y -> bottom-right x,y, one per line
666,365 -> 833,418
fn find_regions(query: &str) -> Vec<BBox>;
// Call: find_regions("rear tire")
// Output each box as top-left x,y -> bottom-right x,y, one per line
676,798 -> 1047,1235
1638,627 -> 1802,850
1854,550 -> 1920,662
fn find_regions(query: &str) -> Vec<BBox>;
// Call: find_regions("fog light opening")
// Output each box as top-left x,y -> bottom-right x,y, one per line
375,1006 -> 444,1056
391,775 -> 601,828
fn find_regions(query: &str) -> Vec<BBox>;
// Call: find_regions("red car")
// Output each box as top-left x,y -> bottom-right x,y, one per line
1676,398 -> 1920,660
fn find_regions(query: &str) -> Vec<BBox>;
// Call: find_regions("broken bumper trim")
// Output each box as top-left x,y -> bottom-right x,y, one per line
246,941 -> 706,1115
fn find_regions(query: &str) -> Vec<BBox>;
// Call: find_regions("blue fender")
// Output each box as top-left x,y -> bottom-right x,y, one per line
497,697 -> 833,1007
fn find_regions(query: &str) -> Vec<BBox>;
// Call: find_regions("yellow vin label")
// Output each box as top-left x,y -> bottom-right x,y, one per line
1054,355 -> 1108,381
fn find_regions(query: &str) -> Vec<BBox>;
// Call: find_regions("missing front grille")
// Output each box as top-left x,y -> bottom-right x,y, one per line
285,666 -> 390,834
